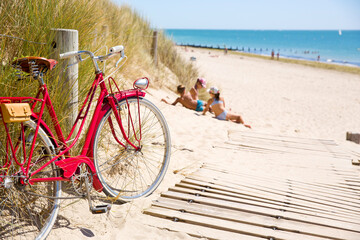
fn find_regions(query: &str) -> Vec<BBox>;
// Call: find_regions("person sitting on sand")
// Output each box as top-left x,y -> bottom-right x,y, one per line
202,86 -> 251,128
161,85 -> 205,112
189,78 -> 206,101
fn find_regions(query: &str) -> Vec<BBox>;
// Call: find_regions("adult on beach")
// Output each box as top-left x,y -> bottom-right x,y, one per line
202,86 -> 251,128
161,85 -> 205,112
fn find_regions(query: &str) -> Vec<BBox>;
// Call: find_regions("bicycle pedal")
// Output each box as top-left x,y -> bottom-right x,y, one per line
90,204 -> 111,214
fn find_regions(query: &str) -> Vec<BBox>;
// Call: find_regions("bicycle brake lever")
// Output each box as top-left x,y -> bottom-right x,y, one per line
77,55 -> 83,62
115,57 -> 123,67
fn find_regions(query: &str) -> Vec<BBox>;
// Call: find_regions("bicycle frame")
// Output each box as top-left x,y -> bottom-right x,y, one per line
0,71 -> 146,191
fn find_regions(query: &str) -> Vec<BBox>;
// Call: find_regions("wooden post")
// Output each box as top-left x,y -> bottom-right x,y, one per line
50,28 -> 79,133
151,30 -> 158,66
346,131 -> 360,144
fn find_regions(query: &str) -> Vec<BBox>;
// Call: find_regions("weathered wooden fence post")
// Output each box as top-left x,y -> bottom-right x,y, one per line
50,28 -> 78,133
151,30 -> 158,66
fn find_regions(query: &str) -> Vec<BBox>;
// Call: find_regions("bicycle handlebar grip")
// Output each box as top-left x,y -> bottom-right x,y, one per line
109,45 -> 124,54
60,51 -> 79,59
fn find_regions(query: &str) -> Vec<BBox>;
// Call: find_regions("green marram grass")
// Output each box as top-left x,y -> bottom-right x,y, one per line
0,0 -> 198,135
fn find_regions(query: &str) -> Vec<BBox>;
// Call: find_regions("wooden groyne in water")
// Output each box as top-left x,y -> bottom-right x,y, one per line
177,43 -> 241,51
177,43 -> 320,56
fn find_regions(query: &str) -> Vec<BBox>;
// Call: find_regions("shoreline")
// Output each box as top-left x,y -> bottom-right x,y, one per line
179,45 -> 360,75
166,29 -> 360,68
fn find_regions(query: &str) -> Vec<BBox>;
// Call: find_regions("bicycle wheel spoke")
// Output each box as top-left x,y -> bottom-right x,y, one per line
0,120 -> 61,239
93,98 -> 171,201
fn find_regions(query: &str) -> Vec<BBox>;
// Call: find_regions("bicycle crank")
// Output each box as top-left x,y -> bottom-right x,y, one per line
83,171 -> 112,214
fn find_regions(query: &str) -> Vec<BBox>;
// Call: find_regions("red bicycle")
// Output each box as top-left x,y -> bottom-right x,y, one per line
0,46 -> 171,239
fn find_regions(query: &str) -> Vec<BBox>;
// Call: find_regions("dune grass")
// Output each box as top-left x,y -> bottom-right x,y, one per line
0,0 -> 197,133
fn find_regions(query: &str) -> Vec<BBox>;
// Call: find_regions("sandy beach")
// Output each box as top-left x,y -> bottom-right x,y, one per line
48,47 -> 360,239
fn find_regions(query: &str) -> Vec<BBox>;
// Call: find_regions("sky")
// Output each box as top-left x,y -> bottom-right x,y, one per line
114,0 -> 360,30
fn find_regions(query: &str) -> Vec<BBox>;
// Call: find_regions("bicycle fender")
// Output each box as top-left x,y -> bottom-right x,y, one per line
100,90 -> 146,113
55,156 -> 103,192
86,91 -> 146,158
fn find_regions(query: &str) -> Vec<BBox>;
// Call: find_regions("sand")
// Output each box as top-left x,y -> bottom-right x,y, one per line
47,47 -> 360,239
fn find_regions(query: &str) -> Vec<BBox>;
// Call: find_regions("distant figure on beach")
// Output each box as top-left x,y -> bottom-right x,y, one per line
190,78 -> 206,101
317,55 -> 320,61
276,52 -> 279,60
161,85 -> 205,112
271,50 -> 275,59
202,86 -> 251,128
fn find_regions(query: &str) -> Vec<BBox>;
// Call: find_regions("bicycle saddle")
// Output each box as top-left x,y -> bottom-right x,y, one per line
12,57 -> 58,74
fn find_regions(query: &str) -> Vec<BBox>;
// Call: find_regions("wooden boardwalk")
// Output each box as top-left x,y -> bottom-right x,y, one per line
144,131 -> 360,240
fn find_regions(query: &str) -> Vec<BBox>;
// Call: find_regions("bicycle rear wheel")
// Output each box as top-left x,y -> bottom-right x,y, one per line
0,120 -> 61,240
93,98 -> 171,201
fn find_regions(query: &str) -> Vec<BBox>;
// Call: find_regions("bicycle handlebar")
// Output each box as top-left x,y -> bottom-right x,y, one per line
59,51 -> 83,60
59,45 -> 125,73
109,45 -> 124,54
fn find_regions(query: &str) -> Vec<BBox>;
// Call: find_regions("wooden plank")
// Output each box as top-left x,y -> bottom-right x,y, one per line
190,172 -> 360,215
202,164 -> 360,198
231,137 -> 347,155
199,165 -> 360,197
145,206 -> 331,240
178,180 -> 360,219
227,130 -> 339,144
160,190 -> 360,232
183,175 -> 360,206
224,140 -> 346,157
224,138 -> 348,157
187,173 -> 360,208
205,160 -> 359,174
195,169 -> 360,201
204,162 -> 359,180
142,214 -> 263,240
152,197 -> 360,240
203,161 -> 357,180
185,174 -> 360,204
169,185 -> 360,223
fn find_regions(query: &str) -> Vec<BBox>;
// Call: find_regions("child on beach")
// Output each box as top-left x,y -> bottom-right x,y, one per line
189,78 -> 206,101
202,86 -> 251,128
161,85 -> 206,112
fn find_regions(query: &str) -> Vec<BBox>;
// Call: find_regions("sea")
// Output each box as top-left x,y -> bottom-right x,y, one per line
164,29 -> 360,67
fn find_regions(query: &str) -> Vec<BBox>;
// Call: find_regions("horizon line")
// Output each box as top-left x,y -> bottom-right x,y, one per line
161,28 -> 360,31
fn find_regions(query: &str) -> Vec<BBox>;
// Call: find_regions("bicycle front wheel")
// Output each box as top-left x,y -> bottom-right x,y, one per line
93,98 -> 171,201
0,120 -> 61,240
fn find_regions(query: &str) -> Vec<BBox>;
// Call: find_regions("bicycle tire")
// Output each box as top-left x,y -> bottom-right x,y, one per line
93,97 -> 171,201
0,120 -> 61,240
